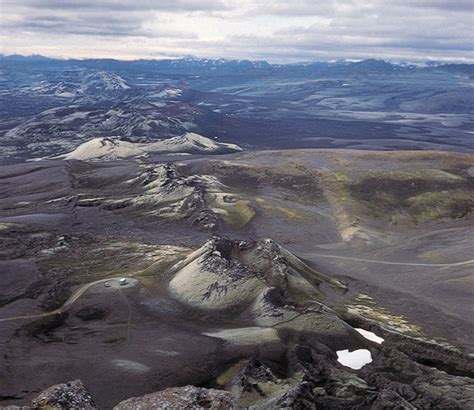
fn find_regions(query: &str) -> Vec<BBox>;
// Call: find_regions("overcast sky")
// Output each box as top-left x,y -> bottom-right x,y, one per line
1,0 -> 473,62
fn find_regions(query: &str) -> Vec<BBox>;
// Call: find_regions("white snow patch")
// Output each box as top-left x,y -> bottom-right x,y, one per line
56,91 -> 76,98
150,87 -> 182,99
161,152 -> 192,156
112,359 -> 150,374
60,111 -> 91,123
355,328 -> 384,344
153,349 -> 180,357
336,349 -> 372,370
81,71 -> 130,91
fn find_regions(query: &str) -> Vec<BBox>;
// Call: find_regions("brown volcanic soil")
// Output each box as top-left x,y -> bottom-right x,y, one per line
0,149 -> 473,407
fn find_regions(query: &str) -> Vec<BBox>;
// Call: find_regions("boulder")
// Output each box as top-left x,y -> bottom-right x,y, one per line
113,385 -> 236,409
32,380 -> 97,409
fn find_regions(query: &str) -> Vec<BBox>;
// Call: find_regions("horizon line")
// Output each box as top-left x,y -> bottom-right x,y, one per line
1,53 -> 473,66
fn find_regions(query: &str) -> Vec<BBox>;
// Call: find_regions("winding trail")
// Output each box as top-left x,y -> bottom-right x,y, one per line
118,286 -> 132,346
0,277 -> 134,323
300,252 -> 474,267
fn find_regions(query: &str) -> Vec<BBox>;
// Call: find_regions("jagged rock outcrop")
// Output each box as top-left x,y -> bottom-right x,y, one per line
217,358 -> 305,408
284,341 -> 474,409
113,385 -> 236,409
169,237 -> 367,351
88,163 -> 251,231
32,380 -> 97,409
169,237 -> 347,310
211,335 -> 474,409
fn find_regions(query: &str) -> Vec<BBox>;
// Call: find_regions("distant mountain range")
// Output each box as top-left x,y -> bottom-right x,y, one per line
1,55 -> 473,77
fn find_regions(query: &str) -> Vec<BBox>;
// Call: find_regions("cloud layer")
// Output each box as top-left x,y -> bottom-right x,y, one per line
1,0 -> 472,62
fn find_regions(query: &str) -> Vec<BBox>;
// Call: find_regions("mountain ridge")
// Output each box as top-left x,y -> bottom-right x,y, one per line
50,133 -> 243,161
2,54 -> 472,76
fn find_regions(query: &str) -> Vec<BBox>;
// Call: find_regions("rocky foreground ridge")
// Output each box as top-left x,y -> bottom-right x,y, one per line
27,381 -> 235,409
21,343 -> 474,410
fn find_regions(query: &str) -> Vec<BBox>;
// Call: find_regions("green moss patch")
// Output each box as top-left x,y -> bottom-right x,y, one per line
346,170 -> 473,220
407,190 -> 474,220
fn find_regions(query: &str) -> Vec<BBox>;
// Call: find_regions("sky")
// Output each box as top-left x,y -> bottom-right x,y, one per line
1,0 -> 473,62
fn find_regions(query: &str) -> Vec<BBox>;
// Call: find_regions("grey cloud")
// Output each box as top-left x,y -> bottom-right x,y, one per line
2,16 -> 196,39
1,0 -> 472,61
2,0 -> 213,38
219,37 -> 473,63
244,1 -> 346,17
408,0 -> 474,12
268,1 -> 473,57
251,0 -> 473,16
3,0 -> 230,12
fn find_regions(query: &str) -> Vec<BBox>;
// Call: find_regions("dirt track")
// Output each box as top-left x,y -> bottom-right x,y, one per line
0,277 -> 138,323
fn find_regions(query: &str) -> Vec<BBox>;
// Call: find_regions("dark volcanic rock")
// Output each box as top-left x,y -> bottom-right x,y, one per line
360,347 -> 474,409
192,209 -> 218,231
32,380 -> 97,409
219,358 -> 300,407
370,389 -> 416,409
113,385 -> 236,409
276,380 -> 317,409
285,341 -> 474,409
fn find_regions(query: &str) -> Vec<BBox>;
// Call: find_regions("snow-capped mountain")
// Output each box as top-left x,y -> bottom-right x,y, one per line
79,71 -> 130,93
